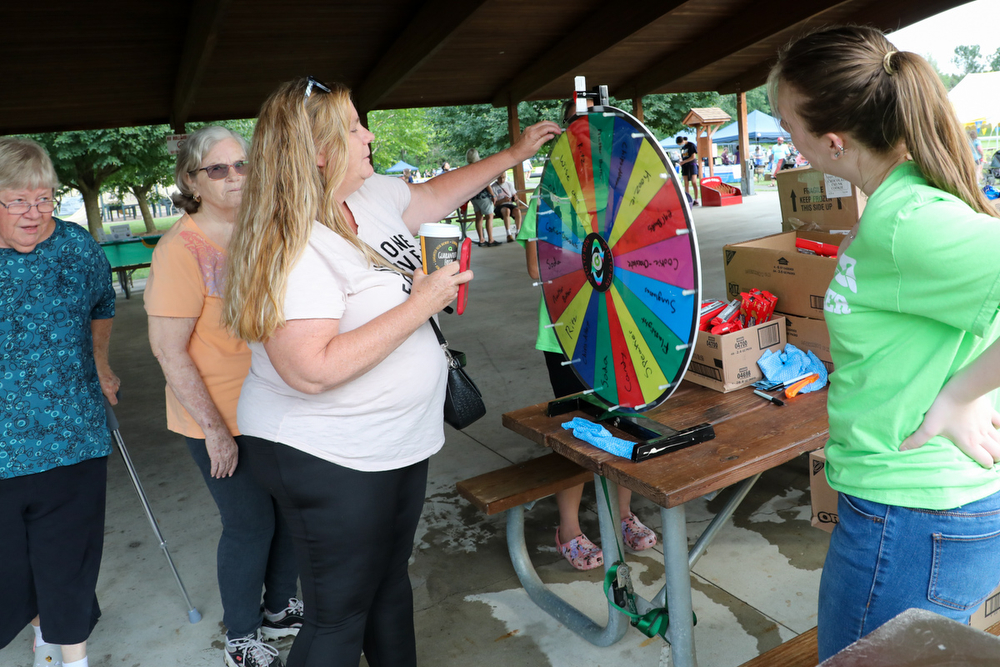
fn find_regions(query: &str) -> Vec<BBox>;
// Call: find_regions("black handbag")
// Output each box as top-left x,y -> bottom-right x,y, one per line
430,318 -> 486,429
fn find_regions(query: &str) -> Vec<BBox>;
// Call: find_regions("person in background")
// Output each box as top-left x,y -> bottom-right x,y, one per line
466,148 -> 499,247
223,77 -> 560,666
491,170 -> 521,243
0,137 -> 119,667
145,126 -> 300,667
770,26 -> 1000,660
968,128 -> 984,182
675,135 -> 700,205
516,190 -> 657,573
771,136 -> 791,177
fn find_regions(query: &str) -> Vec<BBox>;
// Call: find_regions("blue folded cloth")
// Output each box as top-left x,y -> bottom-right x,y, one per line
756,343 -> 828,394
561,417 -> 634,459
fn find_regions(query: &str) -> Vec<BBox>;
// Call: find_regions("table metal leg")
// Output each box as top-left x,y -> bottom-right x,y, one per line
661,503 -> 697,667
505,476 -> 629,646
687,473 -> 760,569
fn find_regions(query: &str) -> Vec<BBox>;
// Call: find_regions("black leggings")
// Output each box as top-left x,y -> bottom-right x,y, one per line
242,436 -> 427,667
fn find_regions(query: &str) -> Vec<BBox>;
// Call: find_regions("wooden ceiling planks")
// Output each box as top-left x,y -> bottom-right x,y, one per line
0,0 -> 973,134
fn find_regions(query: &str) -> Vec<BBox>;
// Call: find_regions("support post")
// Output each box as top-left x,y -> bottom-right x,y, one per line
736,91 -> 754,196
508,97 -> 526,202
632,96 -> 644,123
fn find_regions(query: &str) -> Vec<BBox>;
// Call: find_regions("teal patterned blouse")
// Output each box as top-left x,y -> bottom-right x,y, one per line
1,218 -> 116,479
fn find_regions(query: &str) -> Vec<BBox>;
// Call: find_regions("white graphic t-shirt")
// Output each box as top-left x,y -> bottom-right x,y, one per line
237,175 -> 447,472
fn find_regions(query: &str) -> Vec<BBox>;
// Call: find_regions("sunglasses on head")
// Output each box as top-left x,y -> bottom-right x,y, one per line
190,161 -> 248,180
304,76 -> 332,99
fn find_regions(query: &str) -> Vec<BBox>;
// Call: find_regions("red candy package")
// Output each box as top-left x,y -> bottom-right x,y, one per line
739,289 -> 778,327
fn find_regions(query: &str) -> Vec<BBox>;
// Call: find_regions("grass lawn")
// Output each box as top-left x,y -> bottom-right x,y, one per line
102,215 -> 182,236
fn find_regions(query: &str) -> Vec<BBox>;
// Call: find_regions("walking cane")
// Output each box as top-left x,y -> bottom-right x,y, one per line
104,398 -> 202,623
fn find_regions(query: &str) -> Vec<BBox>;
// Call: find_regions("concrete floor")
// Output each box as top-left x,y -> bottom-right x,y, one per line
1,190 -> 832,667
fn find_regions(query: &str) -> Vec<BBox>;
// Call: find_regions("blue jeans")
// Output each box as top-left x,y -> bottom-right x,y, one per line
186,436 -> 298,640
818,489 -> 1000,660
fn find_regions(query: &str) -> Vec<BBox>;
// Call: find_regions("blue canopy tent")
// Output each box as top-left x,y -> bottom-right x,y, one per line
711,110 -> 790,144
385,160 -> 418,173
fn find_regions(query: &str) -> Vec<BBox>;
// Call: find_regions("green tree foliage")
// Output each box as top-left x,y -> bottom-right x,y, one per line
425,100 -> 565,169
29,127 -> 171,238
364,85 -> 772,175
368,108 -> 432,173
927,56 -> 962,90
990,47 -> 1000,72
107,126 -> 174,233
953,45 -> 985,74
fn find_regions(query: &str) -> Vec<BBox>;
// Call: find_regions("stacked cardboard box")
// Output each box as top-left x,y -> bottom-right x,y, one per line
723,230 -> 840,371
776,167 -> 866,233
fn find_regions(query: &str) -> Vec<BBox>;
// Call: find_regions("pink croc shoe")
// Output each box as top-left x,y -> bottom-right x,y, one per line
556,528 -> 604,571
621,512 -> 657,551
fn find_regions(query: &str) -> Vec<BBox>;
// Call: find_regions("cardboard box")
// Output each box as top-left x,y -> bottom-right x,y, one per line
810,448 -> 1000,630
776,166 -> 866,232
686,318 -> 786,393
724,231 -> 839,319
808,449 -> 839,533
971,583 -> 1000,631
778,311 -> 833,373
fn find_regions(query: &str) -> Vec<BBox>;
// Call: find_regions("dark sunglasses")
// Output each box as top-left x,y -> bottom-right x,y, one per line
304,76 -> 332,99
190,161 -> 249,180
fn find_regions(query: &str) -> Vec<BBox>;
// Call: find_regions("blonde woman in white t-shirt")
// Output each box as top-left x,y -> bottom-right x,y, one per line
223,77 -> 561,667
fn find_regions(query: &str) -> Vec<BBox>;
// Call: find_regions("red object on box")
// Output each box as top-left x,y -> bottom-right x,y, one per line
710,298 -> 742,333
710,320 -> 743,335
795,237 -> 839,257
699,300 -> 727,331
737,289 -> 778,327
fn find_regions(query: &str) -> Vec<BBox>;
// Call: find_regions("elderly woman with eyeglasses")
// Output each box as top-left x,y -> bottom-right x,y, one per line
144,126 -> 300,667
0,137 -> 119,667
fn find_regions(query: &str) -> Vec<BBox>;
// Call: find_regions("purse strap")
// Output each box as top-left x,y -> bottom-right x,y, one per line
429,317 -> 448,347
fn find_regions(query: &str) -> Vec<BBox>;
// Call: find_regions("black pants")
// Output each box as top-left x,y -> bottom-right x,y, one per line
0,457 -> 106,648
242,436 -> 428,667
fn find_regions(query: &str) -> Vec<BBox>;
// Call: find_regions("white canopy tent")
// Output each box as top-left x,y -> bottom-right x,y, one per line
949,71 -> 1000,127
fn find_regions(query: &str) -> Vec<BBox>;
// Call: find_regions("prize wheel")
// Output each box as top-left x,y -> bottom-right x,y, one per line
536,107 -> 701,412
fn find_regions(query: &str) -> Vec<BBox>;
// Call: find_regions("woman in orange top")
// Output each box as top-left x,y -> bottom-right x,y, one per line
144,126 -> 299,667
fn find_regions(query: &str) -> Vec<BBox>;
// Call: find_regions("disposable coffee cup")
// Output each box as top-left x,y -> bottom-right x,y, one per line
419,223 -> 462,274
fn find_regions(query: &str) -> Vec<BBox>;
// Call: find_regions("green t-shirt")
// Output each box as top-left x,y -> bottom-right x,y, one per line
824,162 -> 1000,509
516,194 -> 562,354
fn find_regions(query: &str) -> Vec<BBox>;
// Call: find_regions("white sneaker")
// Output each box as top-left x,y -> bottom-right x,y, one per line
225,630 -> 282,667
261,597 -> 304,641
33,643 -> 63,667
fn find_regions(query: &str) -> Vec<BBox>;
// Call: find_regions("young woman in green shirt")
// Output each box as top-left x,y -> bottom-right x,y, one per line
769,26 -> 1000,660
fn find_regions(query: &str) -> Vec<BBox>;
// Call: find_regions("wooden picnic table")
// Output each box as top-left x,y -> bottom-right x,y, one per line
502,380 -> 829,666
100,234 -> 162,299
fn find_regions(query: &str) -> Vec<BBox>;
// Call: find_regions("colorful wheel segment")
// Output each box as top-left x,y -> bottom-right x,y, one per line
537,107 -> 701,412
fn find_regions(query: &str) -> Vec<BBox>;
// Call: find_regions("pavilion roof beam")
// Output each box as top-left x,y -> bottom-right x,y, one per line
490,0 -> 687,108
716,60 -> 774,95
170,0 -> 231,133
354,0 -> 489,114
617,0 -> 851,99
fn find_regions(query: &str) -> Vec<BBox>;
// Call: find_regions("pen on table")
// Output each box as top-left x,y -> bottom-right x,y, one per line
753,389 -> 784,406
